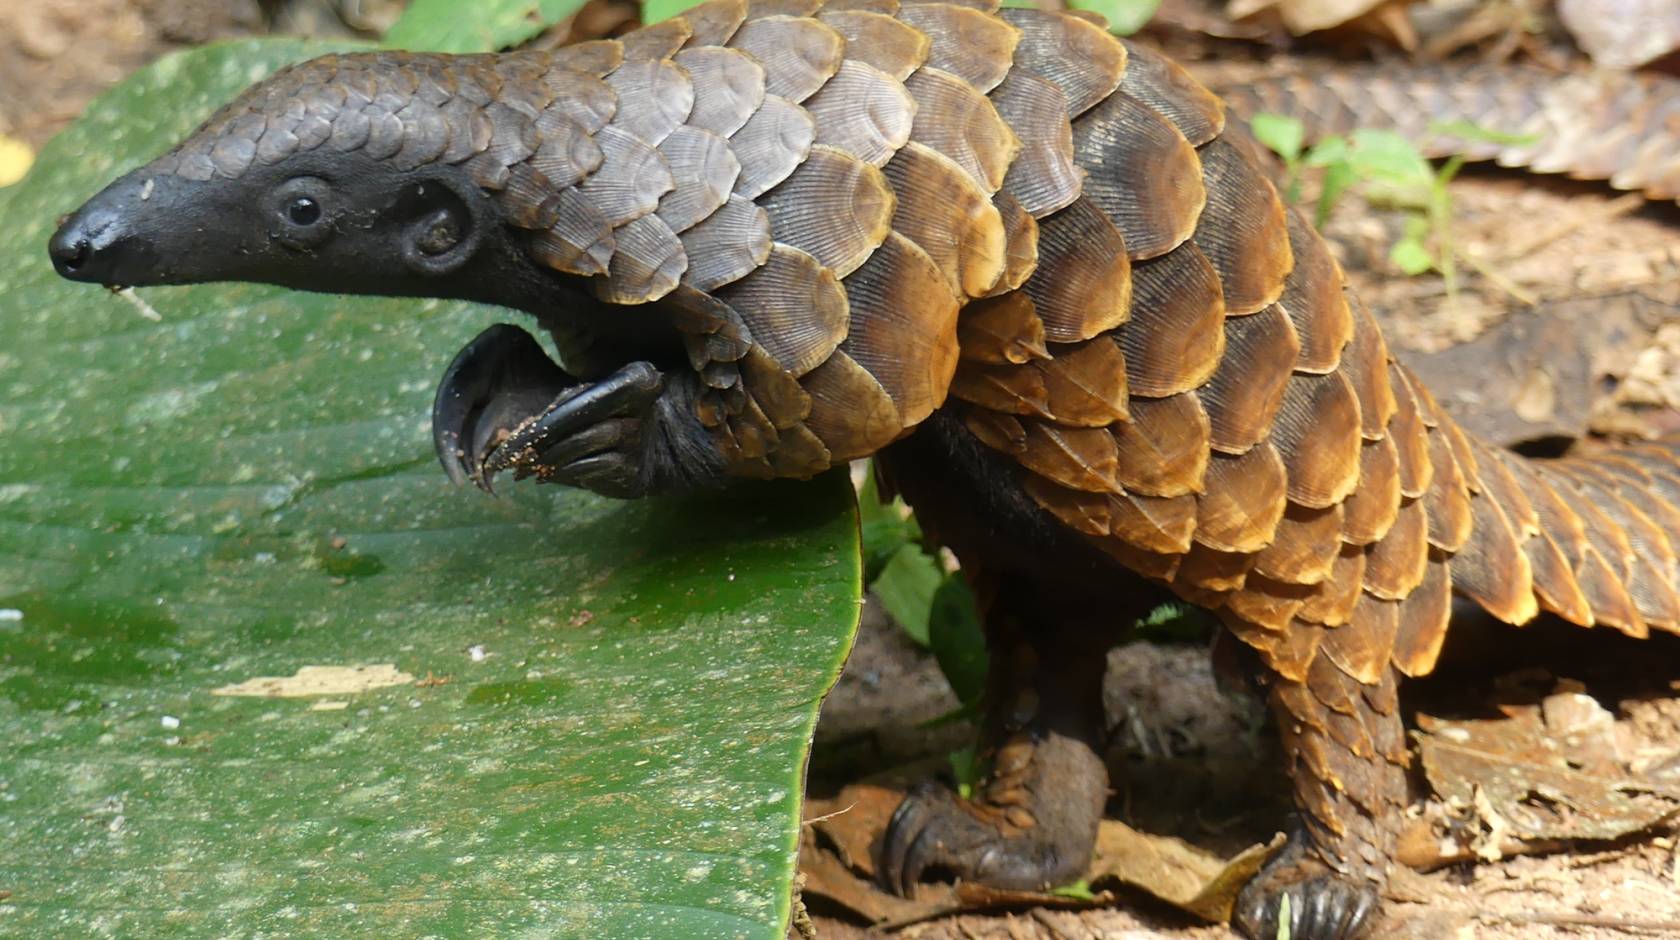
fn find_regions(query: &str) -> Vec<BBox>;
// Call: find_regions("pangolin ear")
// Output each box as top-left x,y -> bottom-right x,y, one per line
395,178 -> 484,277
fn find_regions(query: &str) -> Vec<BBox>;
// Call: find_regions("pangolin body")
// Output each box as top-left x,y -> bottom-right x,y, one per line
50,3 -> 1680,936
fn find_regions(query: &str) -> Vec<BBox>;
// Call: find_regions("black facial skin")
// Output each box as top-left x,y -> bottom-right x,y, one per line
53,151 -> 533,304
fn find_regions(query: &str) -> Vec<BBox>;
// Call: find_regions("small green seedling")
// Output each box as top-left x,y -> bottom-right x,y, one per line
1252,113 -> 1540,300
1051,879 -> 1099,901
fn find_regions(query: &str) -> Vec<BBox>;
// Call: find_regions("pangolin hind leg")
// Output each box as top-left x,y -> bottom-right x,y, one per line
875,412 -> 1161,894
1233,662 -> 1408,940
879,591 -> 1115,894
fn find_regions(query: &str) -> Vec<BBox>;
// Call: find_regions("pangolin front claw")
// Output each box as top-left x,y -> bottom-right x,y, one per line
432,324 -> 667,497
431,323 -> 579,492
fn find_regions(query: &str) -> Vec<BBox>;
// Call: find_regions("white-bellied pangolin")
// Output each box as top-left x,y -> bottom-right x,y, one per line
47,3 -> 1680,938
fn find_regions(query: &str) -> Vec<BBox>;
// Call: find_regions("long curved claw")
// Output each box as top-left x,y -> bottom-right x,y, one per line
431,324 -> 576,492
1234,839 -> 1381,940
481,361 -> 663,481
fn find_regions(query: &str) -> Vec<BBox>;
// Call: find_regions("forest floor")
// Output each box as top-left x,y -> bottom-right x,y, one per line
6,3 -> 1677,939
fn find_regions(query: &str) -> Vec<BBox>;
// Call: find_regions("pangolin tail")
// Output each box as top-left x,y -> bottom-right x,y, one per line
1215,62 -> 1680,204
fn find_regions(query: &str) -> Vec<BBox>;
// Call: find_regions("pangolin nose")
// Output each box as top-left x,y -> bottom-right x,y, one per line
49,205 -> 123,283
49,226 -> 92,275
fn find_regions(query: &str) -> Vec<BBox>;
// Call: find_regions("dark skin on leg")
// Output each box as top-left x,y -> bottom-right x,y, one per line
876,413 -> 1403,939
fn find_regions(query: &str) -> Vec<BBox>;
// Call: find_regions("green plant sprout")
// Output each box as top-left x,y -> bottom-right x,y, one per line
1252,113 -> 1540,303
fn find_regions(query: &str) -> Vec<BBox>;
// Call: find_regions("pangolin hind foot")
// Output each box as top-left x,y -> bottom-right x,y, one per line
49,4 -> 1680,938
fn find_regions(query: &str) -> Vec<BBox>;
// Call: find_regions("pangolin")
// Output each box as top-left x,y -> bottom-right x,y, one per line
46,3 -> 1680,938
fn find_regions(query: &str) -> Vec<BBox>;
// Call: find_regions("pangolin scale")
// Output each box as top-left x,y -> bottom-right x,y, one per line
48,3 -> 1680,937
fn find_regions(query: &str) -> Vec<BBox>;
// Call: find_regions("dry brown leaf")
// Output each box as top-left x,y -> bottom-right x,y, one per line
799,781 -> 1279,925
1089,820 -> 1284,922
1557,0 -> 1680,69
1414,694 -> 1680,852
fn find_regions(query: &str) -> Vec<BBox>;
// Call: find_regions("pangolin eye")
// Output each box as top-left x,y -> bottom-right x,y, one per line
287,196 -> 321,226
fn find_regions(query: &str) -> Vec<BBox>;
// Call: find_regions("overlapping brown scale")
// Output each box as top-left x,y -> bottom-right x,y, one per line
1194,443 -> 1288,554
728,95 -> 816,200
1073,91 -> 1206,262
1176,543 -> 1254,594
997,9 -> 1126,118
950,360 -> 1048,416
674,46 -> 767,137
956,292 -> 1047,365
606,60 -> 694,145
1298,545 -> 1366,626
505,163 -> 567,229
1115,40 -> 1224,146
714,244 -> 849,375
1321,592 -> 1400,685
1254,503 -> 1344,586
1109,490 -> 1197,555
904,0 -> 998,11
551,40 -> 624,77
532,70 -> 615,135
1022,196 -> 1131,343
1586,453 -> 1680,537
1031,338 -> 1129,427
1422,424 -> 1474,553
737,344 -> 810,421
1386,366 -> 1434,499
816,10 -> 929,81
1199,305 -> 1300,455
656,126 -> 742,233
597,213 -> 688,304
1557,471 -> 1680,627
683,0 -> 749,46
1341,437 -> 1402,546
1241,617 -> 1323,683
1226,574 -> 1317,631
1449,489 -> 1540,625
530,187 -> 616,276
728,15 -> 845,103
838,232 -> 962,427
747,0 -> 822,16
1117,243 -> 1226,397
621,16 -> 693,60
1277,212 -> 1353,373
800,349 -> 903,458
1338,298 -> 1397,440
665,284 -> 753,371
530,114 -> 603,190
989,70 -> 1083,218
804,60 -> 918,166
1269,371 -> 1363,509
988,192 -> 1040,294
1023,474 -> 1112,537
893,2 -> 1019,93
759,144 -> 895,278
823,0 -> 899,13
882,143 -> 1005,297
1016,420 -> 1122,493
576,126 -> 675,225
1390,551 -> 1451,677
390,101 -> 452,171
1520,461 -> 1621,624
904,68 -> 1020,194
1363,497 -> 1429,601
962,406 -> 1027,455
1191,137 -> 1292,316
679,194 -> 773,290
1109,389 -> 1210,498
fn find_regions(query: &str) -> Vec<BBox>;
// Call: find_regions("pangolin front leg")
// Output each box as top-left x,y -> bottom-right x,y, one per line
432,324 -> 717,498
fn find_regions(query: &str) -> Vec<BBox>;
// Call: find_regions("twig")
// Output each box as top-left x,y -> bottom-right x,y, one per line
803,802 -> 856,826
1456,247 -> 1539,308
1494,191 -> 1647,263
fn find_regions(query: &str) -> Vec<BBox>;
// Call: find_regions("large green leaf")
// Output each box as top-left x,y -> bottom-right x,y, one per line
385,0 -> 589,53
0,39 -> 861,938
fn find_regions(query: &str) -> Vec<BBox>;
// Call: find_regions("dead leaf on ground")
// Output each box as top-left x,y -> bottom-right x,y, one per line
1089,820 -> 1284,922
800,782 -> 1280,926
1412,688 -> 1680,864
1557,0 -> 1680,69
1227,0 -> 1418,42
